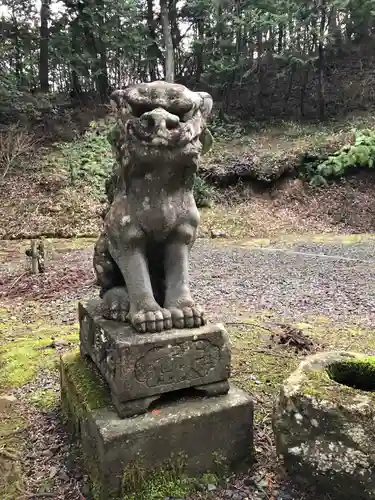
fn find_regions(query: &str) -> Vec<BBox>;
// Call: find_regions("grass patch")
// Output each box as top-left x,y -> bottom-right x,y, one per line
121,456 -> 221,500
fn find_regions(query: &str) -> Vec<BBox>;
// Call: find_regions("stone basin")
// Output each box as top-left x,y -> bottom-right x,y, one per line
273,351 -> 375,500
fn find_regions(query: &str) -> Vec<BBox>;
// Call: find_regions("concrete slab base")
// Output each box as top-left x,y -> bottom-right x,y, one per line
60,351 -> 254,499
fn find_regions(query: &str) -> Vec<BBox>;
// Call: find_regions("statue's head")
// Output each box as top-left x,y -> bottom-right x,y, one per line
110,82 -> 213,166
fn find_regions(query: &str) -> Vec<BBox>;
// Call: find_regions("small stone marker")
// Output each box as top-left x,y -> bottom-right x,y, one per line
61,81 -> 253,499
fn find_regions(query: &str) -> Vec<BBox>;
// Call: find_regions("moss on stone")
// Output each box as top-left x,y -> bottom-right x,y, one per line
287,352 -> 375,410
61,350 -> 112,413
60,351 -> 113,499
328,356 -> 375,392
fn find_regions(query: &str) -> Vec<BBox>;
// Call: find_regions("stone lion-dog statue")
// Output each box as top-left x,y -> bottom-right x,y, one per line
93,81 -> 214,333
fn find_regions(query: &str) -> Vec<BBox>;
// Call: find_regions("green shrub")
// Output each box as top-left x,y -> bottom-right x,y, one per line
209,115 -> 248,140
193,174 -> 214,208
44,121 -> 113,197
311,128 -> 375,184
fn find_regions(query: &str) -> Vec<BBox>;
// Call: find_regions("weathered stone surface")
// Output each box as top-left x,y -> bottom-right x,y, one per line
79,299 -> 231,417
273,351 -> 375,499
61,351 -> 254,500
93,81 -> 215,333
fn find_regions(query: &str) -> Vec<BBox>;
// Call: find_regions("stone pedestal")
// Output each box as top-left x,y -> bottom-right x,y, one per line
60,351 -> 254,500
79,300 -> 231,417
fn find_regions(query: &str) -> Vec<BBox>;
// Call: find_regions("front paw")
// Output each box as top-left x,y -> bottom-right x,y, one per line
102,287 -> 129,322
129,308 -> 172,333
168,304 -> 206,329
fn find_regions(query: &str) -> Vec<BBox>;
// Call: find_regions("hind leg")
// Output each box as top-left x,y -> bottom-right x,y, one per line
94,233 -> 129,321
94,233 -> 123,292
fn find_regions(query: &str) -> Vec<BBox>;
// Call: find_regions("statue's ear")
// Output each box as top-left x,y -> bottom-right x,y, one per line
199,127 -> 213,155
110,90 -> 132,118
196,91 -> 213,119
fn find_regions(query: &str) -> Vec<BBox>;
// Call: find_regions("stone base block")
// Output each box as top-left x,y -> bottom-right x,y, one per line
60,351 -> 254,500
79,299 -> 231,417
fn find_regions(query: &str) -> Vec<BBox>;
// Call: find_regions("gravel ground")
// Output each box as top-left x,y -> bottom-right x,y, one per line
190,239 -> 375,326
2,237 -> 375,500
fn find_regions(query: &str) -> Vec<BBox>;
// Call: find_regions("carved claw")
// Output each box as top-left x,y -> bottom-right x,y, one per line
129,308 -> 172,333
168,305 -> 206,329
102,287 -> 130,322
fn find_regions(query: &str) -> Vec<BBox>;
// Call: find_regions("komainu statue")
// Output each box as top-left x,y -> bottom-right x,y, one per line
93,81 -> 214,334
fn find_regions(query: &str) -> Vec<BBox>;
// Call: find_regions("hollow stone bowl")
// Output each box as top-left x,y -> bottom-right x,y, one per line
273,351 -> 375,500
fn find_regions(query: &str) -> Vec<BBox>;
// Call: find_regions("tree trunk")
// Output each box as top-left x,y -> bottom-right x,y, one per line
160,0 -> 174,82
299,64 -> 310,117
235,0 -> 243,56
70,18 -> 82,97
12,21 -> 24,87
95,2 -> 109,101
256,31 -> 264,110
39,0 -> 50,92
147,0 -> 158,81
277,24 -> 283,54
195,12 -> 204,83
317,0 -> 326,120
169,0 -> 181,74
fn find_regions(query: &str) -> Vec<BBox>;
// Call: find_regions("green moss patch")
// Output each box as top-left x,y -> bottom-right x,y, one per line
0,319 -> 79,389
123,466 -> 197,500
122,458 -> 221,500
61,350 -> 112,413
328,356 -> 375,392
29,388 -> 59,411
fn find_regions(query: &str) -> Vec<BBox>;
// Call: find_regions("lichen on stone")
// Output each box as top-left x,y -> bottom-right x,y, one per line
273,351 -> 375,499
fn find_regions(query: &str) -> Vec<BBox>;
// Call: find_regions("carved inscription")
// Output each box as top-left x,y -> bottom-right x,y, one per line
80,315 -> 90,344
134,340 -> 220,388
